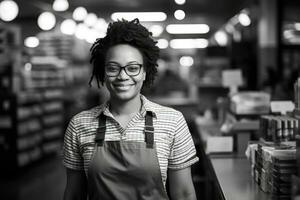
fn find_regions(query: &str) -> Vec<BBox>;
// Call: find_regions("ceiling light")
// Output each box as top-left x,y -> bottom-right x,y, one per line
225,23 -> 234,33
94,18 -> 108,32
75,23 -> 89,40
294,23 -> 300,31
60,19 -> 76,35
0,0 -> 19,21
24,36 -> 39,48
73,7 -> 87,21
214,31 -> 228,46
85,28 -> 99,44
84,13 -> 98,27
170,38 -> 208,49
37,12 -> 56,31
166,24 -> 209,34
149,25 -> 164,37
157,39 -> 168,49
238,13 -> 251,26
175,0 -> 186,5
111,12 -> 167,22
284,30 -> 294,39
180,56 -> 194,67
52,0 -> 69,12
174,10 -> 185,21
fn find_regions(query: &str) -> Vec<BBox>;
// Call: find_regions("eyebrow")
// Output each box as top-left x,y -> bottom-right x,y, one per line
105,61 -> 140,65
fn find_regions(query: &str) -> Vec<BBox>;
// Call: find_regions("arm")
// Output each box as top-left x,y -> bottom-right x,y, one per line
168,167 -> 197,200
64,168 -> 87,200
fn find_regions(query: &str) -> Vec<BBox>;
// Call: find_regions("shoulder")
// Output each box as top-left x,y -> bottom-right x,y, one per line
70,105 -> 102,125
146,99 -> 184,122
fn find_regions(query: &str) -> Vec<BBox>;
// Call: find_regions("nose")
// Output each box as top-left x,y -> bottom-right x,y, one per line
117,68 -> 129,79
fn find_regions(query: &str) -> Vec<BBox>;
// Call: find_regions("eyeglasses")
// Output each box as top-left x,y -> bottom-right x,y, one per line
105,63 -> 143,77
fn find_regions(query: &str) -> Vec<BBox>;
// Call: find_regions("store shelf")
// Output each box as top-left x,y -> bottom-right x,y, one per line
0,27 -> 67,174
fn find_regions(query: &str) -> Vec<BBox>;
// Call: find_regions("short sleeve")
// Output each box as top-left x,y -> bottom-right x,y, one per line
62,117 -> 84,170
168,112 -> 199,170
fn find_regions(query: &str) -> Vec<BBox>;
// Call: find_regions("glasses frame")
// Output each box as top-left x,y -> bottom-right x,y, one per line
105,63 -> 143,77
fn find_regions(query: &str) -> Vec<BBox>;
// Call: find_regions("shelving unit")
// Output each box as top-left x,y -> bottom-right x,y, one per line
0,25 -> 67,174
27,57 -> 66,156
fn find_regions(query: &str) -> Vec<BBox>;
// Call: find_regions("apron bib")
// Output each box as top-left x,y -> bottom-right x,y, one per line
87,111 -> 169,200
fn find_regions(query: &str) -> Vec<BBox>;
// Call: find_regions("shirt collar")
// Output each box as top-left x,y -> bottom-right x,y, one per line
96,95 -> 157,118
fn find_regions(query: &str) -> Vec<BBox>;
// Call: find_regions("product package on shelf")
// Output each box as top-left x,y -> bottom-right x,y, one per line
0,24 -> 22,94
295,77 -> 300,120
248,141 -> 296,198
0,92 -> 45,171
230,92 -> 271,115
259,115 -> 299,142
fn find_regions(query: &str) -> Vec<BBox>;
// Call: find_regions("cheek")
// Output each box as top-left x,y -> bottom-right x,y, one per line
105,77 -> 114,87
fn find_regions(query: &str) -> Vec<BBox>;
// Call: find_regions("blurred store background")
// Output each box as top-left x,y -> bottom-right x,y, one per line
1,0 -> 300,199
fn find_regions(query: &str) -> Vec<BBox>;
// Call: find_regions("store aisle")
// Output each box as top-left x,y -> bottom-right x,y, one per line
0,155 -> 66,200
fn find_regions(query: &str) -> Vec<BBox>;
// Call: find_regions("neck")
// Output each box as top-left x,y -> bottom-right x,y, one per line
109,95 -> 142,116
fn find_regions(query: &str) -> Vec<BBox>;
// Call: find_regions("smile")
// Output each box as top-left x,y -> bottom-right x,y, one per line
113,84 -> 134,90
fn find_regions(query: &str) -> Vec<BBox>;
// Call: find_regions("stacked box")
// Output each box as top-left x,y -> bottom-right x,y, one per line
252,141 -> 296,198
259,115 -> 299,142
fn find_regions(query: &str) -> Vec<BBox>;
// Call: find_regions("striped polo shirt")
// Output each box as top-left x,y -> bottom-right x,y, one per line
62,95 -> 199,186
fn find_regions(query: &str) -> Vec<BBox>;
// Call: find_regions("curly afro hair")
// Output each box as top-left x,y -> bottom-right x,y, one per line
89,18 -> 160,88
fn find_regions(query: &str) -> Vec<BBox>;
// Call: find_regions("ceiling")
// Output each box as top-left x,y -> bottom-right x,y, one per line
14,0 -> 248,39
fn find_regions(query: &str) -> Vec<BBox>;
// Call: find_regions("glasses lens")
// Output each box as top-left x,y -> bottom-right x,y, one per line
125,64 -> 141,76
105,64 -> 142,77
105,65 -> 120,76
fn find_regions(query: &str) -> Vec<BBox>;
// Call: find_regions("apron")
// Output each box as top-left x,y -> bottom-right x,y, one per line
87,111 -> 169,200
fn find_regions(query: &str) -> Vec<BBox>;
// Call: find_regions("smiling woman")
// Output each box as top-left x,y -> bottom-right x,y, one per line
62,18 -> 199,200
104,45 -> 146,103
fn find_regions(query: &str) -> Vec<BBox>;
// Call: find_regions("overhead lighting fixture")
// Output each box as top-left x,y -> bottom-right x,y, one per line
52,0 -> 69,12
157,39 -> 169,49
238,13 -> 251,26
60,19 -> 76,35
166,24 -> 209,34
84,13 -> 98,27
175,0 -> 186,5
75,23 -> 91,40
174,10 -> 185,21
225,23 -> 234,33
294,23 -> 300,31
85,28 -> 99,44
73,7 -> 87,21
180,56 -> 194,67
94,18 -> 108,32
0,0 -> 19,21
37,12 -> 56,31
24,36 -> 39,48
170,38 -> 208,49
149,25 -> 164,37
111,12 -> 167,22
214,31 -> 228,46
283,30 -> 294,39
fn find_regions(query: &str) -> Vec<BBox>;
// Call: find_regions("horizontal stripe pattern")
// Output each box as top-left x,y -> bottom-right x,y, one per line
62,95 -> 198,186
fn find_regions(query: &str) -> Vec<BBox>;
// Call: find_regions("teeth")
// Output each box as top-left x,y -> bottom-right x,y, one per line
115,85 -> 131,90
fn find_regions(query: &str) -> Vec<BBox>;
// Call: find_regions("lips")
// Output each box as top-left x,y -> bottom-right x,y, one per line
113,83 -> 134,91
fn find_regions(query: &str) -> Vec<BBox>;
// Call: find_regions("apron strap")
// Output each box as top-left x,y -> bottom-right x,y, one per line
95,112 -> 154,148
95,114 -> 106,146
145,111 -> 154,148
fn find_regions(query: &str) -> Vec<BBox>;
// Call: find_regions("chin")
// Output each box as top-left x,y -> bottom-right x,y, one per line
111,92 -> 139,102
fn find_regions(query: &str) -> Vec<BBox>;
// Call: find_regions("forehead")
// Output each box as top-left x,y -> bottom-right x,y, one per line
105,44 -> 143,63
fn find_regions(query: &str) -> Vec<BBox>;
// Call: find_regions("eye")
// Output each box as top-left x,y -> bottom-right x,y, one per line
126,64 -> 140,72
106,65 -> 119,72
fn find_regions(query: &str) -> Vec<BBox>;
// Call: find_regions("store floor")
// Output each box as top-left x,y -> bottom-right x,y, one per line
0,155 -> 66,200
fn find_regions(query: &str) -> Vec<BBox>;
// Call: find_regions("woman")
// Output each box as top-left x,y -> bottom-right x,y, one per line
63,18 -> 199,200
